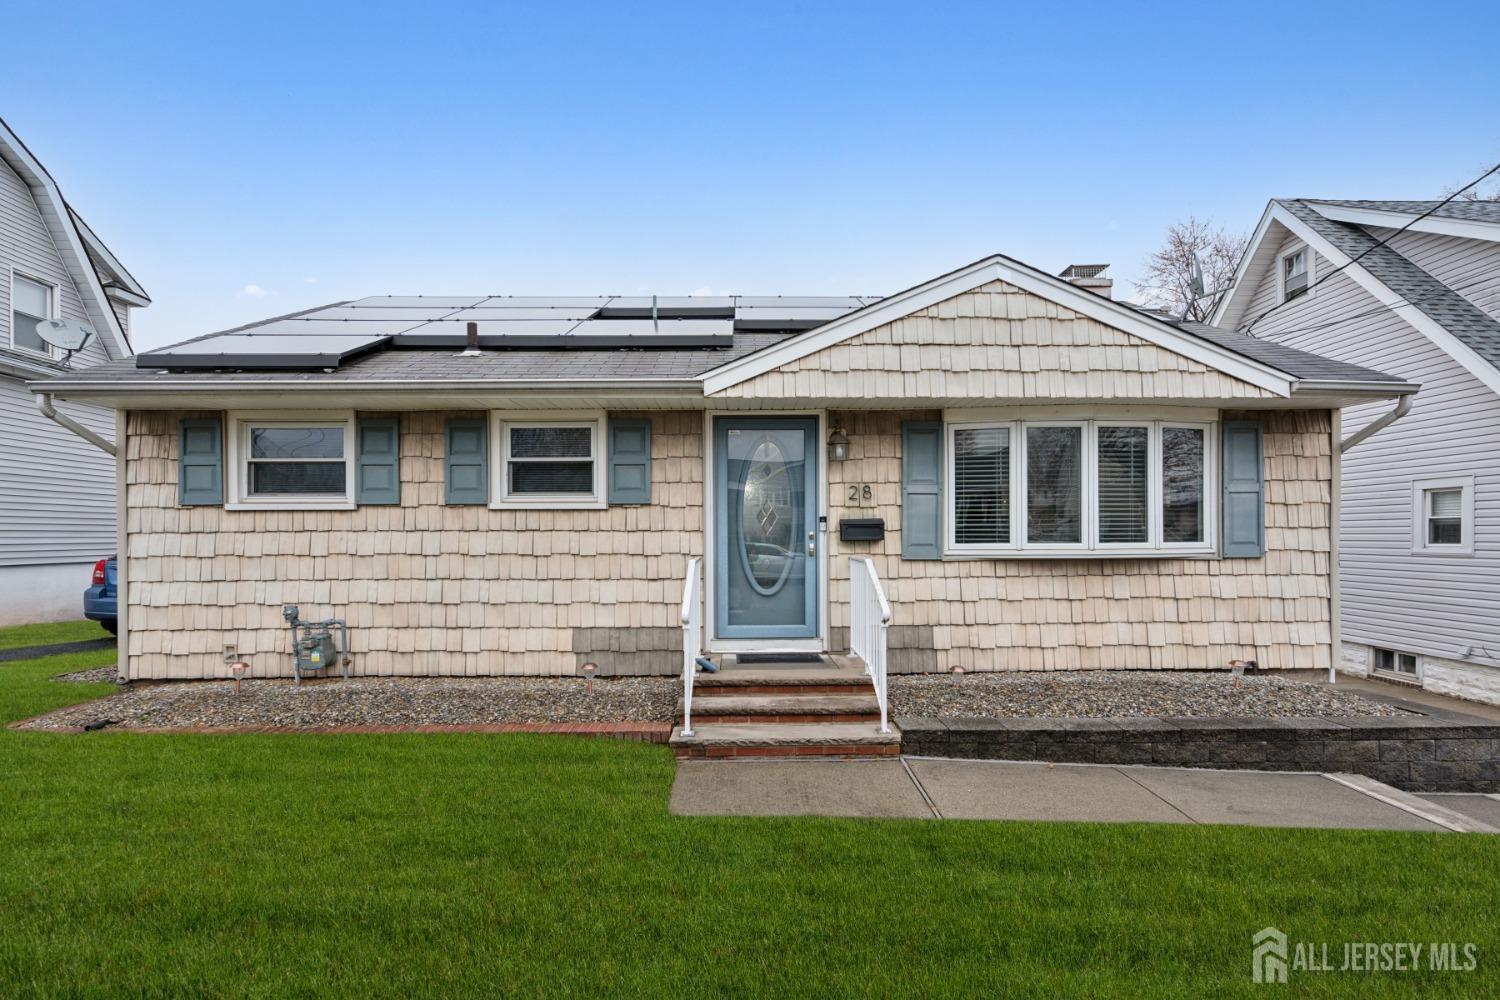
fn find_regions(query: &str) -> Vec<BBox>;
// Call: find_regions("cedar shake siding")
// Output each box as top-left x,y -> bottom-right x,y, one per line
825,408 -> 1334,673
712,280 -> 1280,404
123,410 -> 703,680
122,404 -> 1334,679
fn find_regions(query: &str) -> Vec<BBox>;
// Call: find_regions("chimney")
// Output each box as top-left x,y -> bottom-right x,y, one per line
1060,263 -> 1112,299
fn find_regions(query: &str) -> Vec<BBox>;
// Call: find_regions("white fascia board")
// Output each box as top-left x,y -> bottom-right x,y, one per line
1269,203 -> 1500,398
1211,201 -> 1278,330
0,121 -> 133,360
1305,202 -> 1500,244
69,207 -> 150,301
702,253 -> 1293,397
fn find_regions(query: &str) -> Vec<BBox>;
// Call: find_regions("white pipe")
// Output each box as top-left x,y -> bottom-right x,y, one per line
36,392 -> 116,456
1339,393 -> 1412,453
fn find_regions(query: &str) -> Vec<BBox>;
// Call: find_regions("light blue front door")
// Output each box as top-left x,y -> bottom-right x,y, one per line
714,417 -> 819,639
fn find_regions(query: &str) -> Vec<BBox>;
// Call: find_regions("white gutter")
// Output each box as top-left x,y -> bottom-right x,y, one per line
36,392 -> 116,456
1339,393 -> 1413,453
31,377 -> 703,395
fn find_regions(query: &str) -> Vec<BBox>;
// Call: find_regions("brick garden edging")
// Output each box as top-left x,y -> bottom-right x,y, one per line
896,716 -> 1500,793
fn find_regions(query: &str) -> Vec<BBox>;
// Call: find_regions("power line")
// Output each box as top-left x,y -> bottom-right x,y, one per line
1239,161 -> 1500,336
1222,270 -> 1500,344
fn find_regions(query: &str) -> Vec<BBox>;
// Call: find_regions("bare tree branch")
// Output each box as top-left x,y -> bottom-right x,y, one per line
1135,216 -> 1248,323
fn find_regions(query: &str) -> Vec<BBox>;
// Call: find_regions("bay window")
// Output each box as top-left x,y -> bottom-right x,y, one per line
946,418 -> 1213,555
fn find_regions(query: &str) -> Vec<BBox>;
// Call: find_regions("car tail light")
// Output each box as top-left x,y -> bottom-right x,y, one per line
92,559 -> 108,585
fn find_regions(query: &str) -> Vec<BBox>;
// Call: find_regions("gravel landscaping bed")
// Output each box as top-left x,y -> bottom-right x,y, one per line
890,671 -> 1406,719
53,666 -> 121,684
19,676 -> 678,731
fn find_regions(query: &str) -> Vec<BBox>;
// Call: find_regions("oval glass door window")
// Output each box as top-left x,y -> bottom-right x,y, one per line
740,436 -> 796,595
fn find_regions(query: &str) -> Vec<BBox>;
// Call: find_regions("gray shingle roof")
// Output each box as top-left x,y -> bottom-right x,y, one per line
53,331 -> 799,383
1173,321 -> 1403,383
1307,199 -> 1500,225
1278,199 -> 1500,373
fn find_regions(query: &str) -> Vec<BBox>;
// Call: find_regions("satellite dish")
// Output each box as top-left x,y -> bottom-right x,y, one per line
1188,252 -> 1209,299
35,319 -> 94,356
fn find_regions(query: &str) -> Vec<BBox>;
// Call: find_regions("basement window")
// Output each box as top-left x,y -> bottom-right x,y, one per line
1372,647 -> 1420,680
491,413 -> 605,509
226,413 -> 355,509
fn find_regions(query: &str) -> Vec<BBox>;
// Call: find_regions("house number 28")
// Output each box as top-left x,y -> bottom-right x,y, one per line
846,484 -> 874,507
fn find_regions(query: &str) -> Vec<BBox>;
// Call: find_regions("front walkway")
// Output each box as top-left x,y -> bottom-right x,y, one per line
671,757 -> 1499,832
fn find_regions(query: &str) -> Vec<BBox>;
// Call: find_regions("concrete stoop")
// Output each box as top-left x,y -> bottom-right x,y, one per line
671,657 -> 897,757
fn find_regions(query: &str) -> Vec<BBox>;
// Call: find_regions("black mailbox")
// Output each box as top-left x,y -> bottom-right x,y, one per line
839,518 -> 885,542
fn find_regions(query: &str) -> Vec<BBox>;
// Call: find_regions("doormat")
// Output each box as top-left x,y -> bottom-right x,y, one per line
735,653 -> 825,665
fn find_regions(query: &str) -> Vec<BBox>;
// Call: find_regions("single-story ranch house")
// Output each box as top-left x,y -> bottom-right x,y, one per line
33,254 -> 1414,693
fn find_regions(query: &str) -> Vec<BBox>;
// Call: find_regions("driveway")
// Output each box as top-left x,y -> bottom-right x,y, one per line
670,757 -> 1498,833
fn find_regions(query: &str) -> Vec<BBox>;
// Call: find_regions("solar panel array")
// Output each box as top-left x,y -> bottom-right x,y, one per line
136,295 -> 875,370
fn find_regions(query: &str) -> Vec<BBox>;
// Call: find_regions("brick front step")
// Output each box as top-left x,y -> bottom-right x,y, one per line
678,693 -> 880,725
669,721 -> 901,759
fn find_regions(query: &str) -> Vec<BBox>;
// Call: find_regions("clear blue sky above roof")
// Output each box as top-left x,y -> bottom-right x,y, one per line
4,0 -> 1496,352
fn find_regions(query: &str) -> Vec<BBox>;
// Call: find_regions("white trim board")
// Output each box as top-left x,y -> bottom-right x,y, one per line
1217,201 -> 1500,399
700,254 -> 1295,397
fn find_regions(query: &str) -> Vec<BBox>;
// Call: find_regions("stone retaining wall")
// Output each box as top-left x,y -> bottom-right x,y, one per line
896,716 -> 1500,793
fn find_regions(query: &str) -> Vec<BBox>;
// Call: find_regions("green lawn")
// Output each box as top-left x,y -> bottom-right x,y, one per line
0,618 -> 111,651
1,636 -> 1496,996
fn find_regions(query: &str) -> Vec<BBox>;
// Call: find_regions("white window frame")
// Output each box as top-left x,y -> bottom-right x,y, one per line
1411,475 -> 1474,556
1371,646 -> 1422,682
945,416 -> 1217,558
490,411 -> 606,510
225,411 -> 356,511
1276,243 -> 1313,305
8,270 -> 59,359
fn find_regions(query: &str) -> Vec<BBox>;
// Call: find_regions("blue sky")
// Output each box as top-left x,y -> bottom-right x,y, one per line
5,0 -> 1497,351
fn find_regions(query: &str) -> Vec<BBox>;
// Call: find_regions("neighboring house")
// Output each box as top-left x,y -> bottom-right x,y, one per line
33,253 -> 1409,686
0,118 -> 148,625
1215,198 -> 1500,705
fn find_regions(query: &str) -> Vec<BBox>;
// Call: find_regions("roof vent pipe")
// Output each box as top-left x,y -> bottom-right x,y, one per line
461,321 -> 481,357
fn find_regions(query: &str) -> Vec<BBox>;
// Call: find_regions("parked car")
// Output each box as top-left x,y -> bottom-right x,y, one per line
83,556 -> 117,635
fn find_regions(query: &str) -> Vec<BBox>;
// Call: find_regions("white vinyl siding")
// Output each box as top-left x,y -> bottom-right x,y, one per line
0,377 -> 117,566
1248,225 -> 1500,668
0,158 -> 112,370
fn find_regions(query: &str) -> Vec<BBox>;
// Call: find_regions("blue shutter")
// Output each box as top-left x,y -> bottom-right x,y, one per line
357,417 -> 401,505
607,418 -> 652,504
1221,420 -> 1265,558
445,419 -> 488,505
901,421 -> 944,559
179,416 -> 223,506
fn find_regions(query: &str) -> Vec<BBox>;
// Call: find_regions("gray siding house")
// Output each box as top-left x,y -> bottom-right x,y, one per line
0,118 -> 148,624
1216,199 -> 1500,704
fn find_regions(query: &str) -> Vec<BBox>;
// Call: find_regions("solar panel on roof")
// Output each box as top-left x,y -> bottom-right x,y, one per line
137,332 -> 393,370
732,304 -> 860,331
733,296 -> 868,309
392,319 -> 585,345
477,296 -> 615,308
300,305 -> 467,322
597,296 -> 735,319
341,295 -> 487,309
445,307 -> 600,321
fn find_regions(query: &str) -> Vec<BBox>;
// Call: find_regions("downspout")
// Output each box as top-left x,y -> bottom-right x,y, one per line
1339,393 -> 1412,453
36,392 -> 116,456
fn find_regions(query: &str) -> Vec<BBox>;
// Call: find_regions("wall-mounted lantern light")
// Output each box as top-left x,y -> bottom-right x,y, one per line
827,427 -> 850,462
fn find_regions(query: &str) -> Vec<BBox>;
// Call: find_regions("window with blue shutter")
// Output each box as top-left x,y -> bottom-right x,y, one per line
179,416 -> 223,506
1220,420 -> 1265,558
901,421 -> 944,559
445,419 -> 488,504
357,417 -> 400,505
607,418 -> 652,504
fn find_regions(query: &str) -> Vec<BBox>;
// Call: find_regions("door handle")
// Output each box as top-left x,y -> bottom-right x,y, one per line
807,530 -> 816,557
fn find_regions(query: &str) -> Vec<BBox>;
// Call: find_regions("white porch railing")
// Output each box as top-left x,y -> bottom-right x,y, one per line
679,556 -> 703,737
849,556 -> 892,734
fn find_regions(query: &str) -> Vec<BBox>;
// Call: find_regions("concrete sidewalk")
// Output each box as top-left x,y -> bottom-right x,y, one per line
670,757 -> 1498,833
